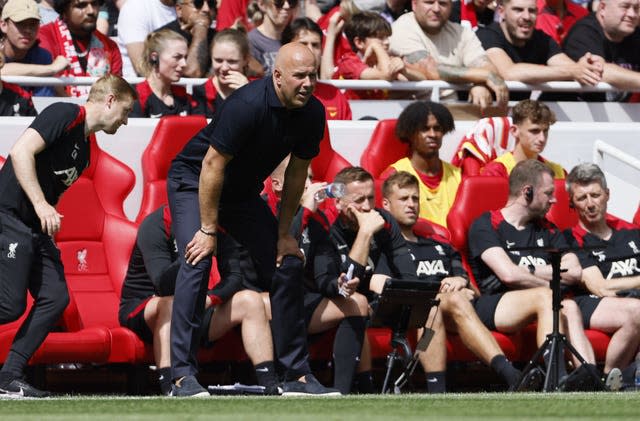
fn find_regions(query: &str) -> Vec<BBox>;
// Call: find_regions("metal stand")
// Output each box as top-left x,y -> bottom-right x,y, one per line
519,250 -> 603,391
370,278 -> 440,394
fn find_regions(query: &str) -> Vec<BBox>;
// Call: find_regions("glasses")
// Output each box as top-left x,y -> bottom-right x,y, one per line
189,0 -> 217,9
273,0 -> 299,9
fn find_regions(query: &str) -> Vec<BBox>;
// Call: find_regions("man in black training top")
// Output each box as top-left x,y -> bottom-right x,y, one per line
0,74 -> 136,398
166,42 -> 335,396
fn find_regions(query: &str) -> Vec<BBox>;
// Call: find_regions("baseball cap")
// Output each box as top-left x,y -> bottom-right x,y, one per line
1,0 -> 41,22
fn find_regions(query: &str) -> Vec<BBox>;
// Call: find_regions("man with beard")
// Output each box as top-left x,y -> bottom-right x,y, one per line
476,0 -> 603,100
38,0 -> 122,97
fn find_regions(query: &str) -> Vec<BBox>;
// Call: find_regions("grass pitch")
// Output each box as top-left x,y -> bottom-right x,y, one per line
1,392 -> 640,420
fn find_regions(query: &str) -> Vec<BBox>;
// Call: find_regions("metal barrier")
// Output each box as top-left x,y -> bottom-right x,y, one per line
593,139 -> 640,170
1,76 -> 632,100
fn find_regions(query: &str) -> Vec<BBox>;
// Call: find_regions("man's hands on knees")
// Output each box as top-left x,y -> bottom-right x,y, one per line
276,233 -> 304,266
185,229 -> 216,265
35,201 -> 63,236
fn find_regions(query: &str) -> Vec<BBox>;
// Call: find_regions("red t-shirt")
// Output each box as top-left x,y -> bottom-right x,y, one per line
217,0 -> 251,31
536,0 -> 588,44
334,52 -> 388,100
313,82 -> 352,120
318,7 -> 353,67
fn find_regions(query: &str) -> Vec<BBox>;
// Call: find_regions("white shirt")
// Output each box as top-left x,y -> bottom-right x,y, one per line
116,0 -> 177,77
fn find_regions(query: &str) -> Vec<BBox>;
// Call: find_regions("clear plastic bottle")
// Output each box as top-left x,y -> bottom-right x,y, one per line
314,182 -> 346,202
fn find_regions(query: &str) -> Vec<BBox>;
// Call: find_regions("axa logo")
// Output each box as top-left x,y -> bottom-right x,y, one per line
77,248 -> 88,272
416,260 -> 448,277
7,242 -> 18,259
54,167 -> 79,186
606,258 -> 640,279
518,255 -> 546,268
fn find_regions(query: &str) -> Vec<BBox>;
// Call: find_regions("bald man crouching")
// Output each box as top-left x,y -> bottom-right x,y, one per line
166,43 -> 339,396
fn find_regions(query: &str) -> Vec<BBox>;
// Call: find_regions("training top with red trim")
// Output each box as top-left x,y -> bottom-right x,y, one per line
468,210 -> 569,295
0,103 -> 89,230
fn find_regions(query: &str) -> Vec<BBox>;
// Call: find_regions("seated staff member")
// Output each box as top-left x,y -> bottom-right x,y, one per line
119,205 -> 280,396
193,29 -> 252,119
376,171 -> 530,392
265,157 -> 370,394
469,159 -> 605,390
565,163 -> 639,389
130,29 -> 196,118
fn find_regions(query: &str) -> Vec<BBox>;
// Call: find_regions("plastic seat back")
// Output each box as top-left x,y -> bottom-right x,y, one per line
360,119 -> 409,178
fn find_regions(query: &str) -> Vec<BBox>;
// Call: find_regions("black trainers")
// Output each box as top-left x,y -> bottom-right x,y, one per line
264,384 -> 284,396
558,363 -> 604,392
282,374 -> 341,396
0,378 -> 51,398
171,375 -> 210,397
512,367 -> 544,392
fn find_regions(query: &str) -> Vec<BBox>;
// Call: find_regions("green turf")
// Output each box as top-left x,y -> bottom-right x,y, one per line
2,393 -> 640,420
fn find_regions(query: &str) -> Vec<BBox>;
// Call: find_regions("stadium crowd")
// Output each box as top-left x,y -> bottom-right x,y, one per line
1,0 -> 640,398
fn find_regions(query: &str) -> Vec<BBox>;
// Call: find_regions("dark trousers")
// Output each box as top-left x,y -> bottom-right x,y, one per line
1,235 -> 69,376
168,178 -> 310,380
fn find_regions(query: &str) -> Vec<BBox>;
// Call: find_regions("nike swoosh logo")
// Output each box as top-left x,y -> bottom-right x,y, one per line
256,368 -> 269,372
149,113 -> 163,118
337,245 -> 348,250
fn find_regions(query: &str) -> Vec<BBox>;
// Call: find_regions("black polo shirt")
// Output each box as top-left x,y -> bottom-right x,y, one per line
170,77 -> 325,203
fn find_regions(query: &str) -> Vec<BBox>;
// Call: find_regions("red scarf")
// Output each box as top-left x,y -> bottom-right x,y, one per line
52,18 -> 113,97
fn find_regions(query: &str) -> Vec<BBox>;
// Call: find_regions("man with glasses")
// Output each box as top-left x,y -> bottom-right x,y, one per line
249,0 -> 298,74
563,0 -> 640,101
0,0 -> 66,96
157,0 -> 216,77
38,0 -> 122,97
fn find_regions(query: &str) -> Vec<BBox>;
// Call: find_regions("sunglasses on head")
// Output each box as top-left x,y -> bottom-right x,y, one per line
273,0 -> 299,9
192,0 -> 216,9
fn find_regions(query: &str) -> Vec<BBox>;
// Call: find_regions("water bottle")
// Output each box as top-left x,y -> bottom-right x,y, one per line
635,355 -> 640,391
314,182 -> 346,202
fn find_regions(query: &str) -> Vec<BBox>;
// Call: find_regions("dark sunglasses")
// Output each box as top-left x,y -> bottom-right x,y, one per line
273,0 -> 299,9
191,0 -> 217,10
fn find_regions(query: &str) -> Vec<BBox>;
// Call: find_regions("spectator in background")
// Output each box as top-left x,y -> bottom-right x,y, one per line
563,0 -> 640,102
217,0 -> 251,30
450,0 -> 497,29
335,12 -> 423,99
481,99 -> 566,179
536,0 -> 588,44
130,28 -> 195,118
96,0 -> 124,37
192,28 -> 251,118
476,0 -> 603,101
157,0 -> 215,78
1,0 -> 65,96
282,17 -> 352,120
0,50 -> 37,115
381,0 -> 411,23
36,0 -> 58,24
389,0 -> 509,111
380,101 -> 460,229
317,0 -> 361,78
248,0 -> 298,74
39,0 -> 122,97
117,0 -> 176,77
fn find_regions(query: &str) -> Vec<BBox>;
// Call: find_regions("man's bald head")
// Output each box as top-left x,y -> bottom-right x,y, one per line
272,42 -> 318,109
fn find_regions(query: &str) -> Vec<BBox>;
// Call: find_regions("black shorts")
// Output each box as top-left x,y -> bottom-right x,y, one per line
572,294 -> 602,329
472,293 -> 506,331
199,305 -> 216,348
120,298 -> 154,344
304,291 -> 324,328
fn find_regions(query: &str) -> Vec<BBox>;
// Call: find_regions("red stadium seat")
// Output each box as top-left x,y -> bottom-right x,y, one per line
310,125 -> 351,182
54,136 -> 143,364
136,115 -> 208,223
413,217 -> 451,242
546,179 -> 579,230
633,203 -> 640,226
360,119 -> 409,178
446,176 -> 509,255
